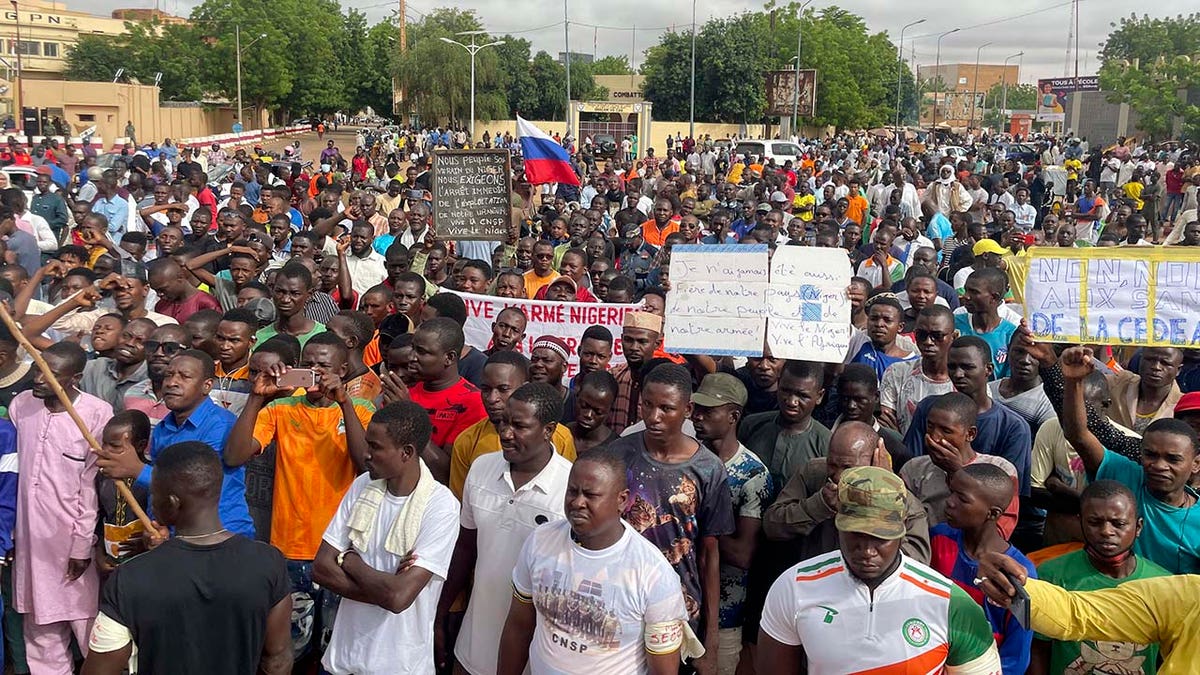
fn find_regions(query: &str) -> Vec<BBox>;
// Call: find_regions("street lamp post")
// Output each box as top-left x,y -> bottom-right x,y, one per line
969,41 -> 992,131
1001,51 -> 1024,126
791,0 -> 815,140
235,25 -> 267,131
931,28 -> 960,134
895,18 -> 926,131
440,31 -> 505,142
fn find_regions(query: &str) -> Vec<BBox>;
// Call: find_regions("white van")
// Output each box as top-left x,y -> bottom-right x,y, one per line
733,140 -> 802,166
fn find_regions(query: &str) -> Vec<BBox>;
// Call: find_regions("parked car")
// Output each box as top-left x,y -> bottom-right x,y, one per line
733,140 -> 802,165
1,166 -> 38,202
591,134 -> 618,159
1002,142 -> 1040,164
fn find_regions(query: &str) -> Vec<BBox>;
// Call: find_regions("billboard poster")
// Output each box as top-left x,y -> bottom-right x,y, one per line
1036,76 -> 1100,122
765,69 -> 817,118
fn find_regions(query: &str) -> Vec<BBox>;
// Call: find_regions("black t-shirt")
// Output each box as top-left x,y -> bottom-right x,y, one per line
732,366 -> 780,417
458,346 -> 487,387
100,536 -> 289,675
176,160 -> 200,180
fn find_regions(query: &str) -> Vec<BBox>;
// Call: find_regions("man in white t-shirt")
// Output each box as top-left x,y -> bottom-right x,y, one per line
439,383 -> 572,675
498,452 -> 700,675
313,401 -> 460,675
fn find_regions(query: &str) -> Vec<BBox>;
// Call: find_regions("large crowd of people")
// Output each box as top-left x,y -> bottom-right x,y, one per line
0,124 -> 1196,675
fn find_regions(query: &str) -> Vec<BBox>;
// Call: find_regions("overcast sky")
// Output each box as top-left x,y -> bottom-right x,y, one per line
101,0 -> 1181,84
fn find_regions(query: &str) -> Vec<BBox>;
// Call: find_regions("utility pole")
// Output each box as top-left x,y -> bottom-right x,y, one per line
1000,51 -> 1023,129
896,18 -> 926,130
791,0 -> 814,139
235,26 -> 267,130
564,0 -> 571,136
235,24 -> 242,131
932,28 -> 960,135
10,0 -> 22,137
689,0 -> 696,139
969,41 -> 992,131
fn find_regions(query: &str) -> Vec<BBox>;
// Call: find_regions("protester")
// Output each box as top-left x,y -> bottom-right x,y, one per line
1030,479 -> 1170,674
757,466 -> 1001,672
12,343 -> 109,673
439,383 -> 571,674
497,451 -> 698,674
313,400 -> 459,675
929,463 -> 1036,674
605,363 -> 733,670
226,331 -> 375,659
83,442 -> 292,675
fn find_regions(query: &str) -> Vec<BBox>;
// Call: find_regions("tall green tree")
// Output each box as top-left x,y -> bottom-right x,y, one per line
640,30 -> 694,121
394,9 -> 509,125
591,55 -> 632,76
641,3 -> 905,129
494,38 -> 539,117
64,34 -> 129,82
982,82 -> 1037,129
1098,12 -> 1200,139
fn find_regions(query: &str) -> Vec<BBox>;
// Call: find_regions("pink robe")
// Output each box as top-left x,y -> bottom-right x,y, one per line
11,391 -> 109,624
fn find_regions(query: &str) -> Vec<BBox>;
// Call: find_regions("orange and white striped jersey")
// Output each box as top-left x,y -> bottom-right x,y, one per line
760,552 -> 1002,674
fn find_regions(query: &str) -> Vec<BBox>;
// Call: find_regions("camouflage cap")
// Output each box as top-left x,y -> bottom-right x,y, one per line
834,466 -> 907,541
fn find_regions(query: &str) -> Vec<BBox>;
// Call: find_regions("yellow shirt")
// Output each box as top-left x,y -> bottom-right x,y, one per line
1123,181 -> 1144,211
1028,575 -> 1199,674
728,162 -> 746,184
793,193 -> 815,222
1001,251 -> 1030,305
449,417 -> 577,498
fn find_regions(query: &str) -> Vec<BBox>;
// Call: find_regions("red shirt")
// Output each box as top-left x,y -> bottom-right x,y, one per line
409,377 -> 487,448
533,285 -> 598,302
155,290 -> 221,324
196,187 -> 219,232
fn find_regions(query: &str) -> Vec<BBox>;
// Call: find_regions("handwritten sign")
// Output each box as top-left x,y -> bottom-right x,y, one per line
1024,247 -> 1200,347
767,247 -> 853,362
447,290 -> 642,381
665,245 -> 769,356
431,149 -> 513,240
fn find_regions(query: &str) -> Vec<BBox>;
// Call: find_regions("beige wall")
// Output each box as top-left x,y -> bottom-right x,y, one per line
22,80 -> 243,145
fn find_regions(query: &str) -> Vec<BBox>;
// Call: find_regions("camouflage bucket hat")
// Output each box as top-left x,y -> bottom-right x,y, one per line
835,466 -> 906,541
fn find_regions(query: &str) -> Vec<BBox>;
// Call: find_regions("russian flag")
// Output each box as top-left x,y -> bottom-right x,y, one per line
517,116 -> 580,186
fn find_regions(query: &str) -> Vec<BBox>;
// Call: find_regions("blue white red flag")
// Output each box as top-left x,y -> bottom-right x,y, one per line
516,116 -> 580,186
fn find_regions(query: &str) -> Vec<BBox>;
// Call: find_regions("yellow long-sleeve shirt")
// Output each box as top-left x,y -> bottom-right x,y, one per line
1028,575 -> 1199,674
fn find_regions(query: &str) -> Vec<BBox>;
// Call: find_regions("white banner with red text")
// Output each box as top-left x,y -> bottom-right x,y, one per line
446,291 -> 644,380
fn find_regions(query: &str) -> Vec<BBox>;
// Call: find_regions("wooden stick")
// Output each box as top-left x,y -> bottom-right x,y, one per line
0,304 -> 156,531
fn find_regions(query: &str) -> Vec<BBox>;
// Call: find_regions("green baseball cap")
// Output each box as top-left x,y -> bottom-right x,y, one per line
691,373 -> 748,408
835,466 -> 907,541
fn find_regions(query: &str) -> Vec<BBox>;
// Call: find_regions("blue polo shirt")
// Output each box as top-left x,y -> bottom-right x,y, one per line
137,397 -> 255,537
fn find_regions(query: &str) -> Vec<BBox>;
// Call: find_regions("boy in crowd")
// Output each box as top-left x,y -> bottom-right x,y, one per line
929,463 -> 1036,674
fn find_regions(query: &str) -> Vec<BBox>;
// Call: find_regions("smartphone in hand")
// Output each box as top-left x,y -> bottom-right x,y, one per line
277,368 -> 318,389
1005,570 -> 1031,629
